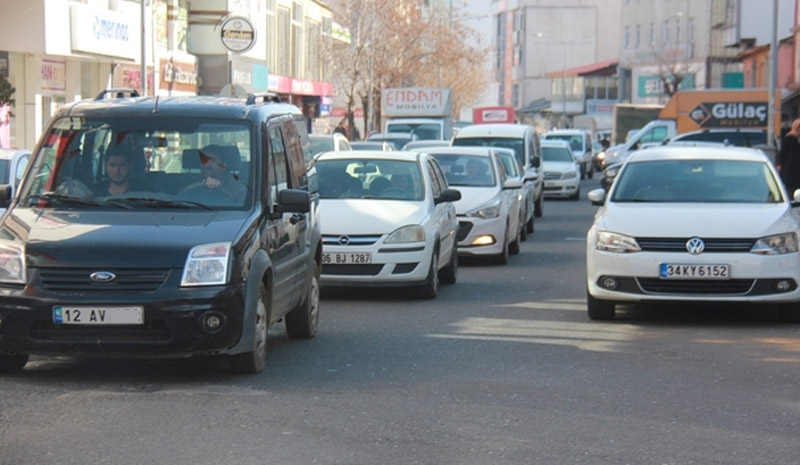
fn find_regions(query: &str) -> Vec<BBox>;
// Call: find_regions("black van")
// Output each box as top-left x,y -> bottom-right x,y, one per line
0,90 -> 321,374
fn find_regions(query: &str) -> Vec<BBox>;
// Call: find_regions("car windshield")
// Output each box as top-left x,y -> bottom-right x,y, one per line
385,123 -> 442,140
19,117 -> 254,210
542,146 -> 574,162
545,134 -> 583,151
429,153 -> 497,187
317,159 -> 424,200
452,137 -> 524,167
309,137 -> 334,155
611,159 -> 783,203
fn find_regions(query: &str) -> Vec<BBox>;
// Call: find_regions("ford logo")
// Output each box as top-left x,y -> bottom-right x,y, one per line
686,237 -> 705,255
90,271 -> 117,283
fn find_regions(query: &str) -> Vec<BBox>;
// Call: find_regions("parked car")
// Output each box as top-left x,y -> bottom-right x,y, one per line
586,145 -> 800,322
542,129 -> 594,179
316,150 -> 461,298
451,123 -> 543,226
309,132 -> 351,156
401,140 -> 451,151
366,132 -> 415,150
493,147 -> 535,237
0,90 -> 321,374
541,140 -> 581,200
427,147 -> 523,264
0,148 -> 31,211
351,141 -> 393,151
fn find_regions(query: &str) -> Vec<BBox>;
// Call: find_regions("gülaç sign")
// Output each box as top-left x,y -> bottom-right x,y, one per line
220,16 -> 256,53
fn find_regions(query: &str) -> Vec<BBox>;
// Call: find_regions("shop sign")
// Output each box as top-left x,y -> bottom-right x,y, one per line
586,99 -> 617,115
688,101 -> 769,128
638,74 -> 695,98
220,16 -> 256,54
160,59 -> 197,93
41,60 -> 66,92
70,3 -> 137,60
114,64 -> 154,95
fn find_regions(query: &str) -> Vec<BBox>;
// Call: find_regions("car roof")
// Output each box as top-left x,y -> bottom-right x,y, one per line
417,146 -> 499,158
316,150 -> 424,163
401,140 -> 450,150
541,140 -> 571,148
674,128 -> 767,135
453,124 -> 531,138
627,145 -> 771,163
545,129 -> 589,135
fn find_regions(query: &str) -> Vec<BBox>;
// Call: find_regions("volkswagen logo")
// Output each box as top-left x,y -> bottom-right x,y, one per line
90,271 -> 117,283
337,235 -> 351,246
686,237 -> 705,255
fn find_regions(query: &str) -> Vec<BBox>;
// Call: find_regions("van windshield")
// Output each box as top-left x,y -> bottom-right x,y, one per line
20,117 -> 254,210
452,137 -> 525,167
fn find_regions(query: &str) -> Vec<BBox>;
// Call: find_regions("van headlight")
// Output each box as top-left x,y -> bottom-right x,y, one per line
596,231 -> 641,253
0,243 -> 25,284
467,200 -> 501,219
751,233 -> 799,255
181,242 -> 231,286
385,225 -> 425,243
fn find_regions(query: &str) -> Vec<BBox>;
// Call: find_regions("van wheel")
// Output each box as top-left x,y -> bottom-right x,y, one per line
229,283 -> 269,374
417,249 -> 439,299
0,353 -> 29,373
438,246 -> 458,285
286,258 -> 320,339
587,291 -> 615,321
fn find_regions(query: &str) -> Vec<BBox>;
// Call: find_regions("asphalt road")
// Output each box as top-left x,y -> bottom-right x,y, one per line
1,177 -> 799,465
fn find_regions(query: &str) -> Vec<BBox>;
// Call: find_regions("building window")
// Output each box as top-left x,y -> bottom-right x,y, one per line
649,22 -> 654,46
662,20 -> 669,44
276,7 -> 291,76
635,25 -> 640,48
513,83 -> 520,107
688,17 -> 695,43
266,1 -> 276,74
291,2 -> 303,77
624,25 -> 630,49
305,19 -> 320,80
675,18 -> 681,44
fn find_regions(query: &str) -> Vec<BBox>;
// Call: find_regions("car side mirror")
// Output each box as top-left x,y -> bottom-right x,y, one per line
587,188 -> 606,206
503,178 -> 523,190
531,157 -> 540,168
0,185 -> 11,209
436,188 -> 461,204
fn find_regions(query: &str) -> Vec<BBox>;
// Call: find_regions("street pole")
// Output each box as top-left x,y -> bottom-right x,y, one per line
366,3 -> 374,136
140,0 -> 147,96
767,0 -> 778,148
561,44 -> 567,128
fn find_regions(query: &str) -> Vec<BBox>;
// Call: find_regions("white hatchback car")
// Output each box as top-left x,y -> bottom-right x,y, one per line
541,140 -> 581,200
494,147 -> 534,238
0,149 -> 31,212
586,146 -> 800,322
543,128 -> 594,179
316,151 -> 461,299
426,147 -> 523,264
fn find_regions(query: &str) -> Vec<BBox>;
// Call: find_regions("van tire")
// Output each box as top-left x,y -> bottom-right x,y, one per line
229,283 -> 269,374
286,258 -> 320,339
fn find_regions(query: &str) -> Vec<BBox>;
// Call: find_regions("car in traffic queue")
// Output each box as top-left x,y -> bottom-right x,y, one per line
351,141 -> 393,151
316,150 -> 461,299
0,90 -> 322,374
0,148 -> 31,213
493,146 -> 535,238
541,140 -> 581,200
542,128 -> 594,179
309,132 -> 352,156
426,147 -> 523,265
586,145 -> 800,322
401,140 -> 451,151
366,132 -> 415,150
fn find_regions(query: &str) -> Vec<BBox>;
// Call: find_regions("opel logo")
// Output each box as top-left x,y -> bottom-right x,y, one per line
90,271 -> 117,283
337,235 -> 351,246
686,237 -> 705,255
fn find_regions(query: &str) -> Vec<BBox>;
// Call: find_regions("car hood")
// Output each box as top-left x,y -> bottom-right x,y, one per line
543,161 -> 576,173
596,203 -> 798,238
1,208 -> 249,268
320,199 -> 428,235
451,186 -> 502,214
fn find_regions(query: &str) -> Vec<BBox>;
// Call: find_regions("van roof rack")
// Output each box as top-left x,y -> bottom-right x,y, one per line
246,93 -> 282,105
95,88 -> 141,100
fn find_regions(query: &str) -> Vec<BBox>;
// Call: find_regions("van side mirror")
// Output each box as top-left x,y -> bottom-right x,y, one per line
272,188 -> 310,219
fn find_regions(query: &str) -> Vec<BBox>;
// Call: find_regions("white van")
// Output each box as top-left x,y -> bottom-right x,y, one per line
603,119 -> 677,167
451,124 -> 543,230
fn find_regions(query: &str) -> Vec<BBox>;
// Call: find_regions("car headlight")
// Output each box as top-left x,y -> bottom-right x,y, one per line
385,225 -> 425,243
0,243 -> 25,284
597,151 -> 606,161
751,233 -> 799,255
563,170 -> 578,179
596,231 -> 641,253
182,242 -> 231,286
467,200 -> 501,218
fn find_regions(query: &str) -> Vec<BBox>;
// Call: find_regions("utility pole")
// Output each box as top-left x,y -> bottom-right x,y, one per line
141,0 -> 147,95
767,0 -> 778,148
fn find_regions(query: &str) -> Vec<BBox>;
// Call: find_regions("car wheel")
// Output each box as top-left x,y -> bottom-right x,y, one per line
779,302 -> 800,323
570,188 -> 580,201
509,223 -> 521,255
493,229 -> 510,265
438,246 -> 458,285
285,257 -> 320,339
534,194 -> 543,218
229,283 -> 269,374
0,353 -> 29,373
417,248 -> 439,299
587,291 -> 615,320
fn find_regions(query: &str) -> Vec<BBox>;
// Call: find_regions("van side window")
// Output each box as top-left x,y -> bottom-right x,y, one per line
282,121 -> 307,188
639,126 -> 668,144
269,127 -> 290,207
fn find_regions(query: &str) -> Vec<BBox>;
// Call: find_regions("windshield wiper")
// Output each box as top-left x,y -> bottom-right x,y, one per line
27,193 -> 100,207
108,197 -> 214,210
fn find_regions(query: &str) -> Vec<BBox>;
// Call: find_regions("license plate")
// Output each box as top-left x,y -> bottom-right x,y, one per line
322,252 -> 372,264
53,306 -> 144,325
660,264 -> 730,280
545,182 -> 556,188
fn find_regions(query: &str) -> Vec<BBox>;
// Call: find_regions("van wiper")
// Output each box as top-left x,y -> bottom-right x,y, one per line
27,193 -> 100,206
109,197 -> 214,210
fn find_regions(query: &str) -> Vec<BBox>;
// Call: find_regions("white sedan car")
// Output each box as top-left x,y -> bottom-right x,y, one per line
426,147 -> 523,265
586,146 -> 800,322
316,151 -> 461,299
541,140 -> 581,200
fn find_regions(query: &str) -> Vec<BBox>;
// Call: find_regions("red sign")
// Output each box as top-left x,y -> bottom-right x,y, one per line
473,106 -> 515,124
331,107 -> 364,118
